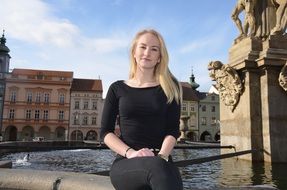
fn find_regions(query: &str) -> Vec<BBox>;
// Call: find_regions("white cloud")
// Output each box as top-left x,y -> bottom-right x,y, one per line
82,37 -> 129,53
0,0 -> 129,51
0,0 -> 79,47
179,39 -> 212,54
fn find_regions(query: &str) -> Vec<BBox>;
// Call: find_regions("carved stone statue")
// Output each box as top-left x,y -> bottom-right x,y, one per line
279,63 -> 287,91
208,61 -> 243,111
270,0 -> 287,35
232,0 -> 287,43
232,0 -> 257,43
254,0 -> 277,39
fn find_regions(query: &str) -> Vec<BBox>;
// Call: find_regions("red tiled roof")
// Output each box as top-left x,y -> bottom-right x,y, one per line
12,68 -> 73,77
180,82 -> 200,101
71,78 -> 103,92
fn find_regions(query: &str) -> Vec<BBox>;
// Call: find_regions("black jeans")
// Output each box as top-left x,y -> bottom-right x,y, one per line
110,155 -> 183,190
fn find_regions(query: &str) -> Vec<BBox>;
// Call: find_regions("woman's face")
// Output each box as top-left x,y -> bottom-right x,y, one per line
134,33 -> 161,70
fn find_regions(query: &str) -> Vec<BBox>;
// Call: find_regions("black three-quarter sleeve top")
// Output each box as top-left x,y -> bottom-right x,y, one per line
100,80 -> 181,150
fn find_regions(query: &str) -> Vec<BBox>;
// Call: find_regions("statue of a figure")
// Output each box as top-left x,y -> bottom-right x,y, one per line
254,0 -> 277,39
232,0 -> 257,43
231,0 -> 286,42
270,0 -> 287,35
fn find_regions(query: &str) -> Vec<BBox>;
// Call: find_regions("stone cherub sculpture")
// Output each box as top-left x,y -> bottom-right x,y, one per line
208,61 -> 243,111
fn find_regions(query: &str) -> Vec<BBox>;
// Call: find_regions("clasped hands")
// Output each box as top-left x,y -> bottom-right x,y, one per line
126,148 -> 156,159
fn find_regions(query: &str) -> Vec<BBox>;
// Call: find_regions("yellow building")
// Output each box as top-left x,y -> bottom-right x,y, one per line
2,68 -> 73,141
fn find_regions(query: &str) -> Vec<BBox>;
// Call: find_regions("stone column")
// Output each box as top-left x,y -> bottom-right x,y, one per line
257,35 -> 287,162
221,37 -> 264,162
221,35 -> 287,163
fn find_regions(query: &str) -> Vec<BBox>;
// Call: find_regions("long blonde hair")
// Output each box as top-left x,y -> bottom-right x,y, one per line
129,29 -> 182,104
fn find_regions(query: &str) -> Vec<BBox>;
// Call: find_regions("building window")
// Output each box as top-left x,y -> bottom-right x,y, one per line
201,117 -> 207,125
35,110 -> 40,120
190,106 -> 195,112
35,92 -> 41,103
10,91 -> 16,103
92,116 -> 97,125
59,94 -> 65,104
74,101 -> 80,109
83,101 -> 89,110
92,101 -> 97,110
27,92 -> 32,103
182,103 -> 187,111
26,110 -> 32,120
211,106 -> 216,112
9,109 -> 15,119
43,110 -> 49,120
73,115 -> 79,125
44,93 -> 50,104
83,116 -> 88,125
202,105 -> 206,112
211,117 -> 217,125
58,110 -> 64,120
211,95 -> 215,101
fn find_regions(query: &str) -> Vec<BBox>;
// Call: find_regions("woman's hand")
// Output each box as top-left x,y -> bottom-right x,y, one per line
126,148 -> 155,159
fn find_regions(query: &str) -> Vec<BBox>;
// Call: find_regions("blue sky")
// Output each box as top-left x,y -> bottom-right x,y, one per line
0,0 -> 239,97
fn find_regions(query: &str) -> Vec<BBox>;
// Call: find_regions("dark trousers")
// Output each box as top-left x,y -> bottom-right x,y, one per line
110,155 -> 183,190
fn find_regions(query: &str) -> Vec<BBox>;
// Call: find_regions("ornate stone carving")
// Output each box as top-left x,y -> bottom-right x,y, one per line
279,63 -> 287,91
231,0 -> 286,43
270,0 -> 287,35
208,61 -> 243,111
231,0 -> 257,43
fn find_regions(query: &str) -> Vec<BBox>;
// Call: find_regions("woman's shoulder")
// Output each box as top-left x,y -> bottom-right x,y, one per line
110,80 -> 125,86
108,80 -> 125,91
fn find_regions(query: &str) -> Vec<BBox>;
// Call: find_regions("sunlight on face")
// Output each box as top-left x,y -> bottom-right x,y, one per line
134,33 -> 161,70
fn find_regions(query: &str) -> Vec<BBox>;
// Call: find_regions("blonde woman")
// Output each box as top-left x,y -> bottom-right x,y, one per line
101,29 -> 183,190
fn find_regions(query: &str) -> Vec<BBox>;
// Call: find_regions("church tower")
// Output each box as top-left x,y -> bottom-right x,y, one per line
189,68 -> 199,90
0,30 -> 10,134
0,30 -> 10,73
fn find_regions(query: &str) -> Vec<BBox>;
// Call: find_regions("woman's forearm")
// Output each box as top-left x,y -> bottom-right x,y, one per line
159,135 -> 177,156
104,132 -> 131,157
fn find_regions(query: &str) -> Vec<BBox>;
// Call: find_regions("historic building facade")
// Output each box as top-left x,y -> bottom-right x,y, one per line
180,72 -> 220,142
198,91 -> 220,142
180,82 -> 199,141
2,69 -> 73,141
69,78 -> 103,141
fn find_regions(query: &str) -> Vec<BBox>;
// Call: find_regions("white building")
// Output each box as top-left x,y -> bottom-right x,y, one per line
69,78 -> 103,141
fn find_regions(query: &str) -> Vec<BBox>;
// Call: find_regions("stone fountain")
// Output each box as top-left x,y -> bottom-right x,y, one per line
209,0 -> 287,163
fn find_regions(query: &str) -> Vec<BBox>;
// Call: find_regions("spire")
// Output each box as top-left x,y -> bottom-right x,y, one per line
0,29 -> 10,53
189,67 -> 199,90
1,30 -> 6,45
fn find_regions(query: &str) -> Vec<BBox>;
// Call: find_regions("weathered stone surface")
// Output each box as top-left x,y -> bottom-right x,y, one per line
0,168 -> 114,190
0,160 -> 12,168
220,34 -> 287,163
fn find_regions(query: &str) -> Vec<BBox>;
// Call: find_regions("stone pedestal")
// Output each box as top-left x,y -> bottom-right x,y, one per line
221,35 -> 287,162
178,116 -> 189,142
